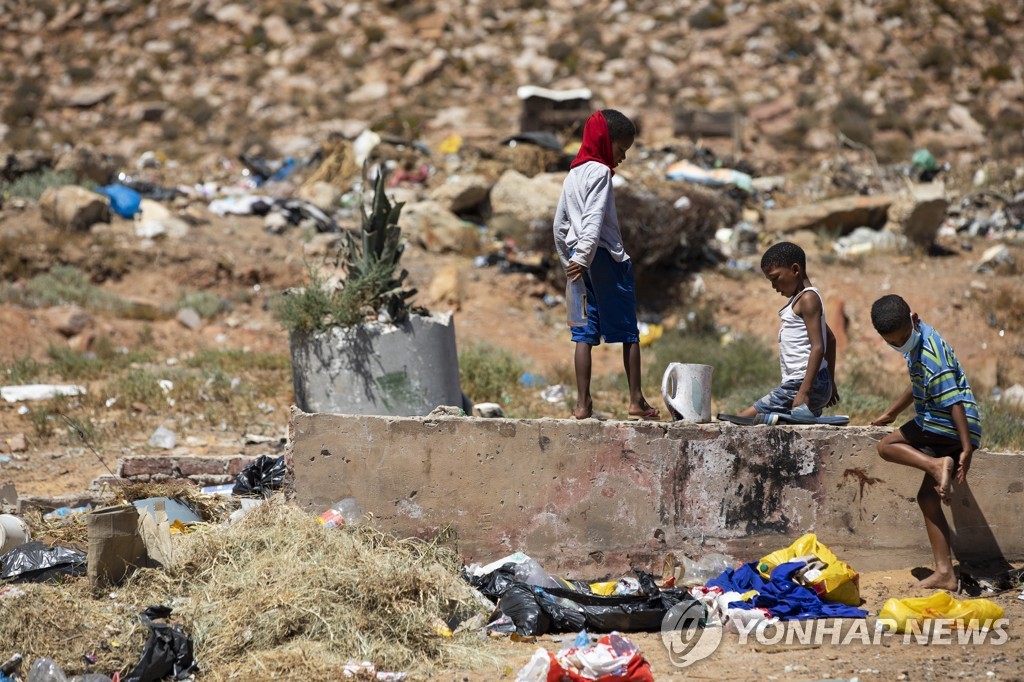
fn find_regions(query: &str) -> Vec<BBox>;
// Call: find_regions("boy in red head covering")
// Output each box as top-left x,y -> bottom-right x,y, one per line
553,110 -> 659,420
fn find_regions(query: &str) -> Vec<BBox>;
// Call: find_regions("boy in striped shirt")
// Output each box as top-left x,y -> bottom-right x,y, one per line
870,294 -> 981,591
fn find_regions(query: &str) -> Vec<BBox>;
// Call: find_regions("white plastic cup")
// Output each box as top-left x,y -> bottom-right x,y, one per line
661,362 -> 714,423
0,514 -> 31,554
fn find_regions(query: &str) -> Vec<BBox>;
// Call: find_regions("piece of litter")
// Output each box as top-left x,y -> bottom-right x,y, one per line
1,384 -> 87,403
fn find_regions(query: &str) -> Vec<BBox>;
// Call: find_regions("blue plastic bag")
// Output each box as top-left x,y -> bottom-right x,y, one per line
97,184 -> 142,218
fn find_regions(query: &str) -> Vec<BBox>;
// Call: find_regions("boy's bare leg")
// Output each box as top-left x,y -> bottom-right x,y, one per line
737,406 -> 758,418
623,342 -> 657,416
914,473 -> 959,590
573,342 -> 593,418
877,431 -> 956,503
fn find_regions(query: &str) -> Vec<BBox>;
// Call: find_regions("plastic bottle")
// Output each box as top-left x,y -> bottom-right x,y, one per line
566,278 -> 587,327
317,498 -> 364,528
27,658 -> 67,682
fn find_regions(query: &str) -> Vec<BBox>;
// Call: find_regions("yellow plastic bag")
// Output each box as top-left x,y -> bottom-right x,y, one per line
878,592 -> 1004,634
757,533 -> 860,606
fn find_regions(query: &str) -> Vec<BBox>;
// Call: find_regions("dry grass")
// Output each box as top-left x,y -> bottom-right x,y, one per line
4,500 -> 499,681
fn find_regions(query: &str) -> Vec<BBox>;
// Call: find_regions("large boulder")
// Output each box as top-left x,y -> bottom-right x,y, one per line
400,200 -> 480,254
39,186 -> 111,231
489,169 -> 563,225
765,194 -> 894,235
54,146 -> 123,185
891,182 -> 948,248
429,174 -> 491,214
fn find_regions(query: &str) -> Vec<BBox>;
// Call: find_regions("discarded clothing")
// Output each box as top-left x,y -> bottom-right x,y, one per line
517,632 -> 653,682
666,161 -> 753,193
707,561 -> 867,621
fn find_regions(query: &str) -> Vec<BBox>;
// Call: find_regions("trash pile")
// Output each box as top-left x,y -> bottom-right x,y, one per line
464,551 -> 704,638
1,487 -> 497,680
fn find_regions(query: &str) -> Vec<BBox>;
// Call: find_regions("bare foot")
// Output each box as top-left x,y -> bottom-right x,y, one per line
914,571 -> 959,591
933,457 -> 955,505
628,399 -> 660,420
573,398 -> 593,420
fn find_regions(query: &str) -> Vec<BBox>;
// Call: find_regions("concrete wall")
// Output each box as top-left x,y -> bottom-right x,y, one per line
289,411 -> 1024,575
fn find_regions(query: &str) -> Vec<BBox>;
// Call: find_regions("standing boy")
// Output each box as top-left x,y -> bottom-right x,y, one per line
870,294 -> 981,591
552,109 -> 658,420
737,242 -> 839,419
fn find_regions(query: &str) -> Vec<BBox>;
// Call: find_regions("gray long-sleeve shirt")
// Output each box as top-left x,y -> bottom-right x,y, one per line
552,161 -> 629,270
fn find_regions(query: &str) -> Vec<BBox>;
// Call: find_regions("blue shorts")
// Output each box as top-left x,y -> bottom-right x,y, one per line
570,248 -> 640,345
754,367 -> 832,416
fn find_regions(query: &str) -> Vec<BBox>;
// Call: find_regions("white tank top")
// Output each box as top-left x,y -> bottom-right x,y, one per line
778,287 -> 828,383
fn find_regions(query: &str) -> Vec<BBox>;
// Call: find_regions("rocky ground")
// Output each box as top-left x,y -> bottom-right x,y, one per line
1,0 -> 1023,679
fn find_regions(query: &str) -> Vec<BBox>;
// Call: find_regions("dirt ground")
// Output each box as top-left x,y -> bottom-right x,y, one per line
1,206 -> 1022,680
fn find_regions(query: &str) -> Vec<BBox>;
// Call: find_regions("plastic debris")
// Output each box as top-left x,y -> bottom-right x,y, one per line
342,660 -> 407,681
1,384 -> 87,403
232,454 -> 286,498
878,592 -> 1004,634
517,632 -> 654,682
147,426 -> 177,450
0,541 -> 86,583
317,498 -> 364,528
123,605 -> 198,682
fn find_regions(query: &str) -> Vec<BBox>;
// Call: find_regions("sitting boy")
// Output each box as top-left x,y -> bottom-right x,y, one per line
870,294 -> 981,591
737,242 -> 839,419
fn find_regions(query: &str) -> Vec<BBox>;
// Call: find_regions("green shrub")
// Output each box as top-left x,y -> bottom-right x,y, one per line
175,291 -> 225,319
459,342 -> 526,404
112,368 -> 166,408
275,173 -> 417,333
2,168 -> 78,201
0,265 -> 130,313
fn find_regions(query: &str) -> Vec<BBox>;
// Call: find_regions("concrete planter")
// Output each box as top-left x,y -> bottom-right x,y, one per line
289,312 -> 463,416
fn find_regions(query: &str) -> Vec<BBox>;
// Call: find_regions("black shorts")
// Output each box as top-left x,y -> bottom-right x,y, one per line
899,420 -> 962,464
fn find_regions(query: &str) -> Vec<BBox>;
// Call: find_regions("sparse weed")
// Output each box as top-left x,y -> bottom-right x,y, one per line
0,265 -> 130,313
459,342 -> 526,405
175,291 -> 225,320
2,355 -> 42,384
980,399 -> 1024,451
186,349 -> 290,373
2,168 -> 77,201
47,344 -> 105,380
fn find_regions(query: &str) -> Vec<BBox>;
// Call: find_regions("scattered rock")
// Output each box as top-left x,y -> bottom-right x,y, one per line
400,200 -> 480,254
1000,384 -> 1024,408
136,199 -> 190,239
262,15 -> 294,45
46,305 -> 93,337
473,402 -> 504,418
39,186 -> 111,232
214,4 -> 259,32
489,170 -> 562,225
297,181 -> 341,211
427,265 -> 464,311
765,194 -> 894,235
54,146 -> 122,185
977,244 -> 1017,275
429,174 -> 491,214
892,182 -> 948,247
0,433 -> 27,454
176,308 -> 203,330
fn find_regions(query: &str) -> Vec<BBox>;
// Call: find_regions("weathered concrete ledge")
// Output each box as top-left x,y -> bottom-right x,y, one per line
289,411 -> 1024,575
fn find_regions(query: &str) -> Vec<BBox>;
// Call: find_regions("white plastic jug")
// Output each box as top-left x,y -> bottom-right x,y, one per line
0,513 -> 31,554
661,363 -> 713,423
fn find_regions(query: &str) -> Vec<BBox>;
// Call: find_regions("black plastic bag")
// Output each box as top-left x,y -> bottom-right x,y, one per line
496,584 -> 551,636
232,455 -> 286,497
124,605 -> 198,682
498,584 -> 703,636
464,563 -> 518,601
0,541 -> 86,583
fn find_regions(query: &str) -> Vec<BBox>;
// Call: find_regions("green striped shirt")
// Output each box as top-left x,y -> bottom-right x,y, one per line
905,322 -> 981,446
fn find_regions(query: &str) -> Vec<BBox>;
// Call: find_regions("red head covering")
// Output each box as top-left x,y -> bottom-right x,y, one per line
571,111 -> 615,175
